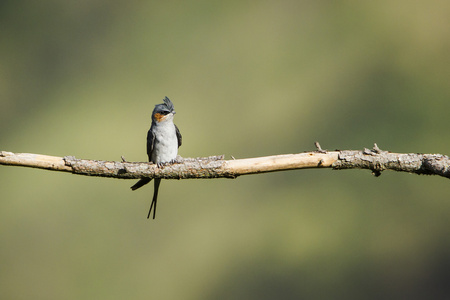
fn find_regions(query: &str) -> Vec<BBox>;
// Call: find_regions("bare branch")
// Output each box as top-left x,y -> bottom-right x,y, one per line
1,145 -> 450,180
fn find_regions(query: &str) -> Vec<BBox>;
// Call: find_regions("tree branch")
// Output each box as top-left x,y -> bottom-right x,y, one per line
1,144 -> 450,180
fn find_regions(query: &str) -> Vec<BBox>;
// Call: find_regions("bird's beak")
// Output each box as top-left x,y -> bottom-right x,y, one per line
172,111 -> 176,114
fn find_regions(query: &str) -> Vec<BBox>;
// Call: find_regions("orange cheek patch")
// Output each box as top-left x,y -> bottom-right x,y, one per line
154,113 -> 167,122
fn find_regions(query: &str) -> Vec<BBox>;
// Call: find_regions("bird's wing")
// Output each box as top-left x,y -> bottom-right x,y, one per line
146,128 -> 155,161
175,124 -> 182,148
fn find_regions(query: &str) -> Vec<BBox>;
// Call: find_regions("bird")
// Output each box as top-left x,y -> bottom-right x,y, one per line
131,97 -> 182,219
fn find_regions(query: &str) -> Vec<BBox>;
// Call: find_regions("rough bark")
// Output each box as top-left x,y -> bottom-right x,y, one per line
1,144 -> 449,180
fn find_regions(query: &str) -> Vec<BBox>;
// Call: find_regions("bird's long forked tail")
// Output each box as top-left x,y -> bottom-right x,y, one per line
148,179 -> 161,219
131,178 -> 152,191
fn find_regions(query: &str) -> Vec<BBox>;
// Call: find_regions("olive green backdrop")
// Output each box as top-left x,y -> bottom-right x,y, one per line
1,1 -> 449,299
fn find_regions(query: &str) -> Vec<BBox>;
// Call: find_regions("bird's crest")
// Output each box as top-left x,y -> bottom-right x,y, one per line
163,97 -> 175,112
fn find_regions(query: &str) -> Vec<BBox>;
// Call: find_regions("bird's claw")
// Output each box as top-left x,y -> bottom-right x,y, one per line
156,159 -> 179,168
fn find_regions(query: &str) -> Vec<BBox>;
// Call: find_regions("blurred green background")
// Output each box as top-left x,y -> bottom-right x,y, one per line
1,1 -> 450,299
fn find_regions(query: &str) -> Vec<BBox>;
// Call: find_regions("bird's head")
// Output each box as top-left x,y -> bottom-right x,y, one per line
152,97 -> 176,123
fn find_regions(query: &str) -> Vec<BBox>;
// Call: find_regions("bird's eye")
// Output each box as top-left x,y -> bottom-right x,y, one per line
161,110 -> 170,115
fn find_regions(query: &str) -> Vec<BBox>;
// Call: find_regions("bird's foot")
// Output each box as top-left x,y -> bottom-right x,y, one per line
172,156 -> 184,164
156,157 -> 182,168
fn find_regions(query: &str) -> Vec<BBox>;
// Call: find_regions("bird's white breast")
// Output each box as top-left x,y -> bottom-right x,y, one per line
151,122 -> 178,164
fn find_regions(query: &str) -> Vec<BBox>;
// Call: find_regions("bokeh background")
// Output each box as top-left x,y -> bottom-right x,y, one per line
1,1 -> 450,299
